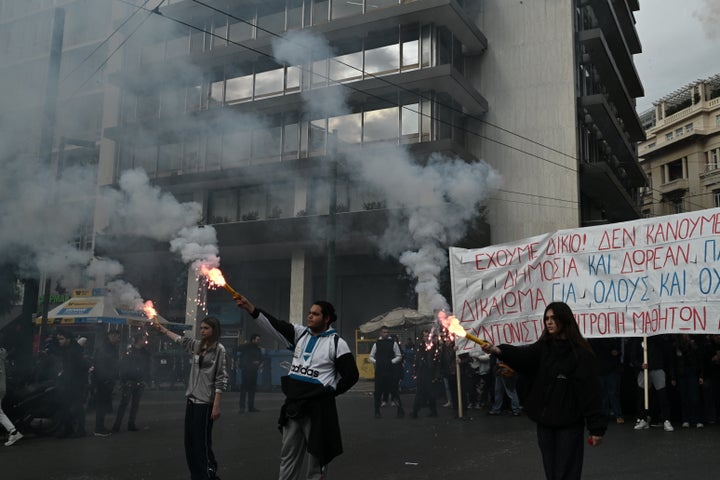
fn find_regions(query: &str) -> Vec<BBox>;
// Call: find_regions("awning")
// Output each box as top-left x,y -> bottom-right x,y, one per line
37,288 -> 189,329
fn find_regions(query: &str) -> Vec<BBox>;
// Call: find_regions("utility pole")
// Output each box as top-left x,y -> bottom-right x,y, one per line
20,8 -> 65,369
325,131 -> 338,309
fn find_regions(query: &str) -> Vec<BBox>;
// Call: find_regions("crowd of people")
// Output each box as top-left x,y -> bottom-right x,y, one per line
3,300 -> 720,480
368,328 -> 720,433
1,326 -> 153,443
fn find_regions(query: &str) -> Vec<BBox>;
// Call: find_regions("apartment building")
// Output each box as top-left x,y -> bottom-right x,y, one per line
1,0 -> 647,337
638,74 -> 720,216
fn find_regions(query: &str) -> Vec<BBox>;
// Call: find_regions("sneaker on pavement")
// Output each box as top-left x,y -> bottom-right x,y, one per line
4,431 -> 23,446
94,428 -> 112,437
681,422 -> 690,428
616,417 -> 625,424
663,420 -> 674,432
696,423 -> 704,428
633,419 -> 649,430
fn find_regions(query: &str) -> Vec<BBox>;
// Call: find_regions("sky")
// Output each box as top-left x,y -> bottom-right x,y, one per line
633,0 -> 720,113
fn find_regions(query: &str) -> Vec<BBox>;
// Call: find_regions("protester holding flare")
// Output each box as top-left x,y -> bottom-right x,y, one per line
480,302 -> 606,480
154,317 -> 228,480
233,293 -> 359,480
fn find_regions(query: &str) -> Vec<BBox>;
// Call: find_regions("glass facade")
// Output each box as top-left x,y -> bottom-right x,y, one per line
122,97 -> 455,177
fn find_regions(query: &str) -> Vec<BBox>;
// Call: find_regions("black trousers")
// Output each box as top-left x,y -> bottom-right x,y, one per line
94,380 -> 114,430
239,369 -> 257,410
374,372 -> 403,413
113,382 -> 144,429
536,423 -> 584,480
184,401 -> 218,480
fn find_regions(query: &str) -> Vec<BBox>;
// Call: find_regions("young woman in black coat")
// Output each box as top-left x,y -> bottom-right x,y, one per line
481,302 -> 607,480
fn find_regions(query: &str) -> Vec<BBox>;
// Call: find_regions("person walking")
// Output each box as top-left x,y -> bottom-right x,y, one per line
234,294 -> 359,480
92,327 -> 120,437
112,332 -> 151,432
481,302 -> 606,480
238,333 -> 263,413
154,317 -> 228,480
0,342 -> 22,446
369,326 -> 404,418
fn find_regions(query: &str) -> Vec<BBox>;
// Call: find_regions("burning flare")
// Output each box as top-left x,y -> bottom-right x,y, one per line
143,300 -> 158,323
199,264 -> 238,296
441,312 -> 489,347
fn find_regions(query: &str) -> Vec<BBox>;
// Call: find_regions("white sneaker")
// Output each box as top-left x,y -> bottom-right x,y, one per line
663,420 -> 674,432
681,422 -> 690,428
633,419 -> 649,430
380,401 -> 387,407
696,423 -> 704,428
4,431 -> 23,446
442,401 -> 452,408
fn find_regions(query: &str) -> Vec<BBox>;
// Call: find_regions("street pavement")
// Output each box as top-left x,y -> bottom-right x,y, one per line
2,382 -> 719,479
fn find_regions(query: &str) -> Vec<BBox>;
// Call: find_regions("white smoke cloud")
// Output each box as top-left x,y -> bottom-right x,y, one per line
169,225 -> 220,270
272,31 -> 349,118
106,278 -> 144,310
272,30 -> 502,312
695,0 -> 720,39
102,169 -> 201,240
0,154 -> 96,281
355,149 -> 502,311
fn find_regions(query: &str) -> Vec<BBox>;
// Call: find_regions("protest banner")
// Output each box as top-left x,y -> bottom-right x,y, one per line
449,208 -> 720,349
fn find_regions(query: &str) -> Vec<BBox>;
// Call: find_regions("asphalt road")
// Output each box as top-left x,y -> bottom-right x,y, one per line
3,383 -> 719,479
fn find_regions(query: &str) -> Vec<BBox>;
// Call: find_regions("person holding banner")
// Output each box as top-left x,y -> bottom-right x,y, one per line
481,302 -> 606,480
628,335 -> 674,432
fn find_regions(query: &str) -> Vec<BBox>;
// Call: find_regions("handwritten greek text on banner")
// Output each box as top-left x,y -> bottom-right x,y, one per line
449,208 -> 720,347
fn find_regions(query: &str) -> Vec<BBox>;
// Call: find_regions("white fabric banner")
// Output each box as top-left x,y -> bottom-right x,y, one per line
449,208 -> 720,347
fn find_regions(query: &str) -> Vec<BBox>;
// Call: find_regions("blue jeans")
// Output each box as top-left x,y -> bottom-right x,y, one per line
491,375 -> 521,414
600,371 -> 623,418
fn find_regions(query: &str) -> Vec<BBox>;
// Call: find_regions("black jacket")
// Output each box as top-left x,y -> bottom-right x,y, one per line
499,338 -> 607,436
119,346 -> 151,382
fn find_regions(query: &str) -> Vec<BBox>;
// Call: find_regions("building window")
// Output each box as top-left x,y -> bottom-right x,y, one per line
672,198 -> 685,214
665,132 -> 673,141
685,123 -> 694,133
708,149 -> 720,172
225,69 -> 253,104
363,106 -> 399,144
331,0 -> 362,19
222,130 -> 252,168
717,114 -> 720,127
714,190 -> 720,208
667,158 -> 684,182
158,142 -> 181,175
240,186 -> 266,220
134,146 -> 157,176
209,189 -> 238,224
675,128 -> 683,137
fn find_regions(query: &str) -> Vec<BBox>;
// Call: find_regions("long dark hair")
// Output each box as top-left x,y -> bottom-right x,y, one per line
539,302 -> 593,353
200,316 -> 221,349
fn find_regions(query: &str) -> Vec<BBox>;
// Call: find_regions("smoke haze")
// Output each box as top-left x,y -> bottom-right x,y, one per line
1,4 -> 500,314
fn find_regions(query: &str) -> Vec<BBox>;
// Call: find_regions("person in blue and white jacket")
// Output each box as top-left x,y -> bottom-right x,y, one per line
234,294 -> 359,480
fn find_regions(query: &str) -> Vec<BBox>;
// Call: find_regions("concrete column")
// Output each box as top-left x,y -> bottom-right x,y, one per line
92,1 -> 128,249
185,267 -> 205,336
289,249 -> 312,325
